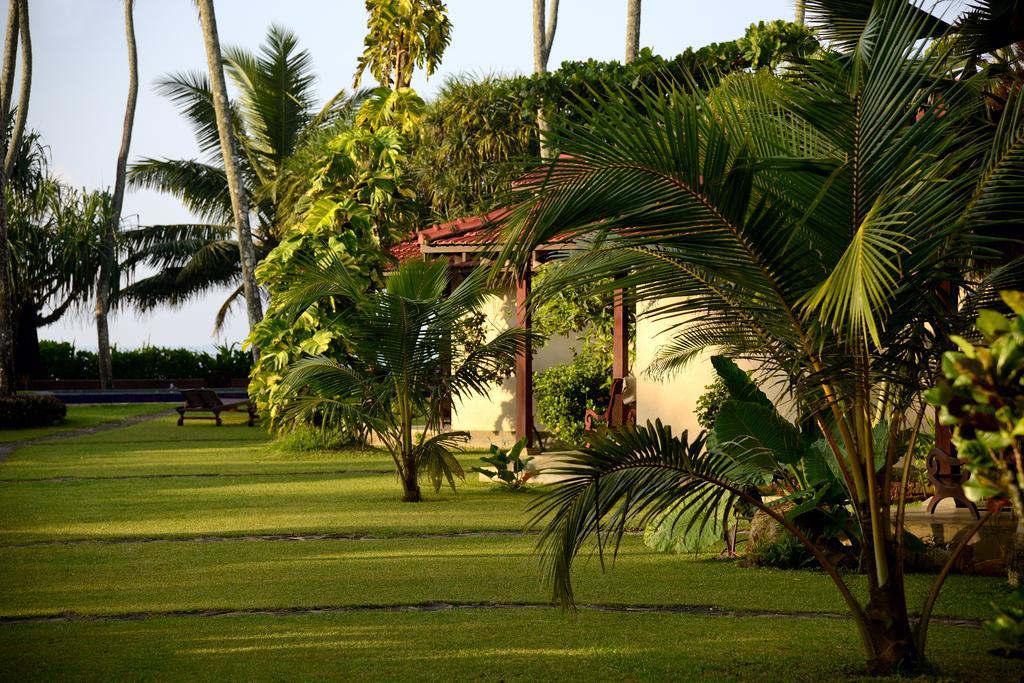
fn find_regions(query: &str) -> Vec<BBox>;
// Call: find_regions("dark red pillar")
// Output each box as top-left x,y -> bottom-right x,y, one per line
610,286 -> 629,426
515,271 -> 534,449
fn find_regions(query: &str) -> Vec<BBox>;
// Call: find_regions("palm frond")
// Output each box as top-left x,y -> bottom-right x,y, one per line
127,158 -> 233,222
531,421 -> 757,606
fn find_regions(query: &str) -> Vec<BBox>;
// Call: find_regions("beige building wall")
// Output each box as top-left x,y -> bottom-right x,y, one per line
452,287 -> 575,446
634,299 -> 717,436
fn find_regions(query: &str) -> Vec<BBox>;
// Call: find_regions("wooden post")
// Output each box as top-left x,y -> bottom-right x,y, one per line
515,270 -> 534,448
611,285 -> 629,425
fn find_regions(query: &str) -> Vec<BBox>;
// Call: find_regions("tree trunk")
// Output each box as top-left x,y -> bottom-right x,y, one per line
533,0 -> 558,158
0,185 -> 13,396
1009,515 -> 1024,588
401,454 -> 421,502
625,0 -> 641,64
863,577 -> 920,674
2,0 -> 28,178
12,300 -> 38,386
96,0 -> 138,391
195,0 -> 263,353
0,0 -> 24,398
855,512 -> 922,674
795,0 -> 806,25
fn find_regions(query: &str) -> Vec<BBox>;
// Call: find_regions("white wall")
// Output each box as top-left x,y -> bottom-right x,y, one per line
452,287 -> 575,445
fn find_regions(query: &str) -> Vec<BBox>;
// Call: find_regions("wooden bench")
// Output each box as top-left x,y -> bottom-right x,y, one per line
176,389 -> 256,427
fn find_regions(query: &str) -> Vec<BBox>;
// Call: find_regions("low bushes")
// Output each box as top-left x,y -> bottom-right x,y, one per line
37,342 -> 252,380
0,394 -> 67,429
534,356 -> 610,446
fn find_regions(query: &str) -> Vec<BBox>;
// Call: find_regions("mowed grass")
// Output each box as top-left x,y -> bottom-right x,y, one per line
0,535 -> 1010,621
0,402 -> 173,443
0,408 -> 1019,680
0,611 -> 1016,682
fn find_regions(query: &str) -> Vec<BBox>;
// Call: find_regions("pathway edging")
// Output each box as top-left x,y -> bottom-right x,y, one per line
0,601 -> 983,628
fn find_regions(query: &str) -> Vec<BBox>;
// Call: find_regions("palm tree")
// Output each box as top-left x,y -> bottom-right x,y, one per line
7,163 -> 112,382
96,0 -> 138,390
625,0 -> 641,63
195,0 -> 262,339
276,257 -> 531,502
123,25 -> 360,331
0,0 -> 30,396
497,0 -> 1024,673
532,0 -> 559,157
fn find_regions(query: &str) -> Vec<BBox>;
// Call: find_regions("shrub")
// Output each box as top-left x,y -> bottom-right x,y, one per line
473,440 -> 534,491
694,376 -> 730,430
742,509 -> 815,570
0,394 -> 67,429
37,341 -> 253,380
744,532 -> 815,570
534,355 -> 609,446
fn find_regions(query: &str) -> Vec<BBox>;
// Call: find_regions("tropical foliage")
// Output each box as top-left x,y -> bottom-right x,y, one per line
473,439 -> 534,491
534,355 -> 610,446
275,258 -> 530,502
4,130 -> 117,382
37,340 -> 251,381
124,25 -> 362,328
354,0 -> 451,91
412,74 -> 537,220
246,122 -> 420,421
927,291 -> 1024,586
499,0 -> 1024,672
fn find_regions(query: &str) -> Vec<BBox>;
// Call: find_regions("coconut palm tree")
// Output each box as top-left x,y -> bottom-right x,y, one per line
625,0 -> 641,63
95,0 -> 138,390
195,0 -> 262,338
0,0 -> 31,396
497,0 -> 1024,673
276,256 -> 532,502
122,25 -> 363,331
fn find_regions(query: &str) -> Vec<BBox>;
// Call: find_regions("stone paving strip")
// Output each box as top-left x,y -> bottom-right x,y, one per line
0,469 -> 393,484
0,409 -> 177,463
0,601 -> 983,628
0,529 -> 540,549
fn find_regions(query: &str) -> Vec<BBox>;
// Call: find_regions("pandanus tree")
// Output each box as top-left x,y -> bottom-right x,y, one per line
277,257 -> 532,502
497,0 -> 1024,673
123,25 -> 363,330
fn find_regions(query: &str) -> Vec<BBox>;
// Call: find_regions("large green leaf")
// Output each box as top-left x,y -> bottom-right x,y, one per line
714,400 -> 804,468
644,504 -> 724,554
710,356 -> 772,408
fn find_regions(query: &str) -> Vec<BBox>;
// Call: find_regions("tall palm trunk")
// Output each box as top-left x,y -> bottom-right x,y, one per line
96,0 -> 138,391
195,0 -> 263,351
532,0 -> 558,158
625,0 -> 641,64
2,0 -> 26,177
795,0 -> 806,25
0,0 -> 27,396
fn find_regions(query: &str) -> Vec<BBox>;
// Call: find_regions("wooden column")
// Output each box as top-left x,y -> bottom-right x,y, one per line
611,285 -> 629,426
515,270 -> 534,448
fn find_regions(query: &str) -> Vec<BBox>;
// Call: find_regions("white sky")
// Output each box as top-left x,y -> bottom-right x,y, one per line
34,0 -> 797,351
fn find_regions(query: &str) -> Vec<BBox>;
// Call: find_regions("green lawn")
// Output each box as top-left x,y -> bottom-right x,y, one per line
0,408 -> 1018,680
0,402 -> 173,443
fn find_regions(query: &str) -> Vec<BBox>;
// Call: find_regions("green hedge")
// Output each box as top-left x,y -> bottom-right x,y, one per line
0,394 -> 67,429
37,342 -> 252,380
534,356 -> 610,447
